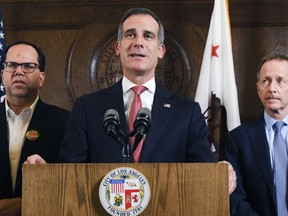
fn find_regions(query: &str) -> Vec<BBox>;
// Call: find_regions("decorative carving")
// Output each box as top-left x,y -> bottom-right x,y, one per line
90,31 -> 191,96
66,22 -> 205,103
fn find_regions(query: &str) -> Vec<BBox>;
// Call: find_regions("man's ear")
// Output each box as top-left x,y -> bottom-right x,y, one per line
158,44 -> 166,59
114,41 -> 120,56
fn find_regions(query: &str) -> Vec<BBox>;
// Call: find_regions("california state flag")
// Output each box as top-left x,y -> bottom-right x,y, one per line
195,0 -> 240,131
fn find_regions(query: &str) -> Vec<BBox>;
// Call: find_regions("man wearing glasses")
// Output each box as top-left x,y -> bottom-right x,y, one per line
0,41 -> 70,215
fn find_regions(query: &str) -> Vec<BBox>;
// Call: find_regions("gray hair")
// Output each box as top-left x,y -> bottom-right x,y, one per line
257,47 -> 288,81
117,8 -> 165,45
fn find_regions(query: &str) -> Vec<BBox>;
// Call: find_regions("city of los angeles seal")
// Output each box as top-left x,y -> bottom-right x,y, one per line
99,167 -> 150,216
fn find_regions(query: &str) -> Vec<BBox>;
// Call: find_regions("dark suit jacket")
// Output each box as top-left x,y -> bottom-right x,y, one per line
60,80 -> 215,163
0,99 -> 70,198
224,117 -> 277,216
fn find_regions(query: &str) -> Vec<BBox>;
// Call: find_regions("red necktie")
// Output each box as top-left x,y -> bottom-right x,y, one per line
128,86 -> 146,162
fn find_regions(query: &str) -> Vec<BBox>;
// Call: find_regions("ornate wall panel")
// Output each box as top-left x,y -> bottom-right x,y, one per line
2,0 -> 288,122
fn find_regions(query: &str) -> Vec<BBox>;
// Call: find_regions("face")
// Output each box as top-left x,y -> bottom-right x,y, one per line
1,44 -> 45,101
257,59 -> 288,117
115,14 -> 166,81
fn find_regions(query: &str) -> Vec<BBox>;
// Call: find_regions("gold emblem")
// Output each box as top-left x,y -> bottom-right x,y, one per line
25,130 -> 40,141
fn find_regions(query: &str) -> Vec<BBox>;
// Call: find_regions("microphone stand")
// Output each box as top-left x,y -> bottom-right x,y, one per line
117,130 -> 131,163
110,128 -> 145,163
122,142 -> 131,163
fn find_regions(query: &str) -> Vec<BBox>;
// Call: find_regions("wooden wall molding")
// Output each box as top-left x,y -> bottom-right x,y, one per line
2,0 -> 288,121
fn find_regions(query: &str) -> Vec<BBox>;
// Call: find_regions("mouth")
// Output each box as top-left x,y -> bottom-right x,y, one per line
13,80 -> 26,85
129,53 -> 146,57
266,97 -> 280,103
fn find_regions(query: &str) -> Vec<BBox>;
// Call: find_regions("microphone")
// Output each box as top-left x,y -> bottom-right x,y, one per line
103,109 -> 131,162
132,107 -> 151,152
103,109 -> 120,138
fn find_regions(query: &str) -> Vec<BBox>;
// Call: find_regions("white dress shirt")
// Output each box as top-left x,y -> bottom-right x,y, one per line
5,96 -> 38,191
122,76 -> 155,123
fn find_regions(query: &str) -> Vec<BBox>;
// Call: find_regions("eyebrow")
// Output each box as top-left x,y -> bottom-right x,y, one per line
144,29 -> 156,37
124,28 -> 136,35
124,28 -> 156,37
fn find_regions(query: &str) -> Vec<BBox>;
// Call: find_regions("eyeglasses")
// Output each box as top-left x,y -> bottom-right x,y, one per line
3,61 -> 40,74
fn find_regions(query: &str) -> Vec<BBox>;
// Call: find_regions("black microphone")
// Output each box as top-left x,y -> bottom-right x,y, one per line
103,109 -> 131,162
103,109 -> 120,139
132,107 -> 151,152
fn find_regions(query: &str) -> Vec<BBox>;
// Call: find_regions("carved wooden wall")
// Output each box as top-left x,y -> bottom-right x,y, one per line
2,0 -> 288,122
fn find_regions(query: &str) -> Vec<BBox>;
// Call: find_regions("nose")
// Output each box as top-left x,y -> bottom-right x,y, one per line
14,64 -> 24,75
134,35 -> 144,48
268,80 -> 277,93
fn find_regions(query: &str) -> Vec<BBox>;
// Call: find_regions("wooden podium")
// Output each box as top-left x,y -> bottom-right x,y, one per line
22,163 -> 229,215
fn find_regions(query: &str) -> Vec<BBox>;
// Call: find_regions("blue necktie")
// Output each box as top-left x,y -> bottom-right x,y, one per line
273,121 -> 288,215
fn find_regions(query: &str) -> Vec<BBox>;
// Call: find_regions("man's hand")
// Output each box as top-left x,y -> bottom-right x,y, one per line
23,154 -> 47,165
218,160 -> 237,195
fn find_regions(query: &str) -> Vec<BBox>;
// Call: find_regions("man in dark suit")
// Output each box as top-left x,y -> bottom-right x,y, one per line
59,79 -> 214,163
0,41 -> 70,215
59,7 -> 215,163
224,48 -> 288,216
58,7 -> 236,193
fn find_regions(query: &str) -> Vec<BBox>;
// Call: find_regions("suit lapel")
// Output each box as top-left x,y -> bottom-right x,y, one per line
0,101 -> 9,159
101,81 -> 178,162
0,101 -> 14,196
249,119 -> 276,203
19,99 -> 47,162
101,80 -> 129,135
140,83 -> 174,162
14,99 -> 49,194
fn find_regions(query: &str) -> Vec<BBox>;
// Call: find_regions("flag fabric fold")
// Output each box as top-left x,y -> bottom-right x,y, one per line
0,12 -> 6,102
195,0 -> 240,131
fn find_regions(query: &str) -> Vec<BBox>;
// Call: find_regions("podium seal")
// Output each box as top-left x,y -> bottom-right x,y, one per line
99,167 -> 150,216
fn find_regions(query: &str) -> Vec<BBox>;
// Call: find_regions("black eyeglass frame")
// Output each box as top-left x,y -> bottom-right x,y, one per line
3,61 -> 40,74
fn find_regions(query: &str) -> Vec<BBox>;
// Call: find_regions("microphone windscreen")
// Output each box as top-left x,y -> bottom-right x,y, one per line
104,109 -> 119,121
134,107 -> 151,135
136,107 -> 151,120
103,109 -> 120,134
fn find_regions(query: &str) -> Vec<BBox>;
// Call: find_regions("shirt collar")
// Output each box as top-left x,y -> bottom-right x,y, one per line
5,96 -> 39,120
122,76 -> 155,94
264,111 -> 288,130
